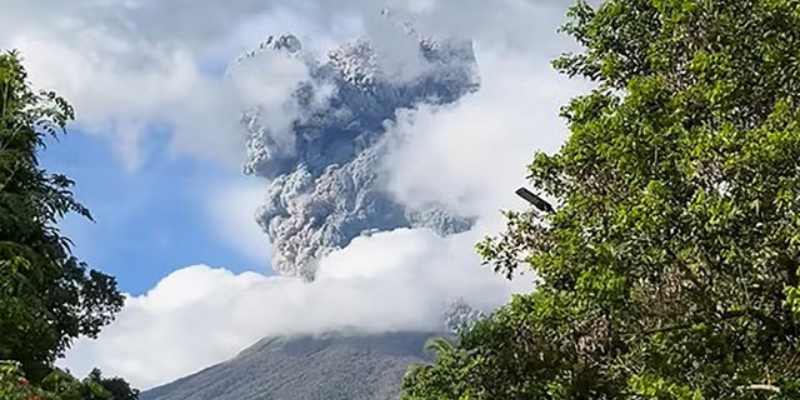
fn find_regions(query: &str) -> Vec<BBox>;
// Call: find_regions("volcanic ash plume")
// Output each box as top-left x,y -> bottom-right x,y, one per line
232,32 -> 480,280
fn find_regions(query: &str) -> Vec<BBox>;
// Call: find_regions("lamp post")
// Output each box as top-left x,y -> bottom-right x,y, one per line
515,187 -> 554,214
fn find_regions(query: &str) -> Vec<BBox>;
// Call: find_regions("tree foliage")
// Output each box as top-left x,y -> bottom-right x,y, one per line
403,0 -> 800,398
1,361 -> 139,400
0,50 -> 125,382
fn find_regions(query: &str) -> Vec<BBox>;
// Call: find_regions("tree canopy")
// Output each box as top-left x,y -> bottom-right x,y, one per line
403,0 -> 800,398
1,362 -> 139,400
0,49 -> 129,395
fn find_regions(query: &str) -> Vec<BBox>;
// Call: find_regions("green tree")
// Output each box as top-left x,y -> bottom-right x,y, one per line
403,0 -> 800,398
0,50 -> 125,382
84,369 -> 139,400
1,361 -> 139,400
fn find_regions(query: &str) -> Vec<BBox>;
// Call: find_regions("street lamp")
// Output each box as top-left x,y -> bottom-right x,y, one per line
515,187 -> 554,214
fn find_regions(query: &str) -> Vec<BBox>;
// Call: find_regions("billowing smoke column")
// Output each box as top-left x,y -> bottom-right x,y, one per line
233,31 -> 480,280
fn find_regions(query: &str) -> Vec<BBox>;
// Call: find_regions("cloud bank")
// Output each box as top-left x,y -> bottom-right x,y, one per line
64,226 -> 532,389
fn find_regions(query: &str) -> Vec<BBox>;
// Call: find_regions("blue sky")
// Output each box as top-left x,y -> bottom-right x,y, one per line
41,128 -> 269,295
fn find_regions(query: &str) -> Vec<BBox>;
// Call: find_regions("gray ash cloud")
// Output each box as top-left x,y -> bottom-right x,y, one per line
235,33 -> 480,279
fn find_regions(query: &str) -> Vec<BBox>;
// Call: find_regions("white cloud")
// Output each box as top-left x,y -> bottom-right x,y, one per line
1,1 -> 319,170
1,0 -> 580,170
382,51 -> 589,219
9,36 -> 316,170
63,226 -> 531,389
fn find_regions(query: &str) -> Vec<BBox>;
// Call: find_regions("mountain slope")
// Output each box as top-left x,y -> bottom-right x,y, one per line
140,332 -> 438,400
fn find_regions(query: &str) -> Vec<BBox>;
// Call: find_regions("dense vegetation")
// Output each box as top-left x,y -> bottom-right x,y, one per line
0,51 -> 137,399
1,362 -> 138,400
403,0 -> 800,398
